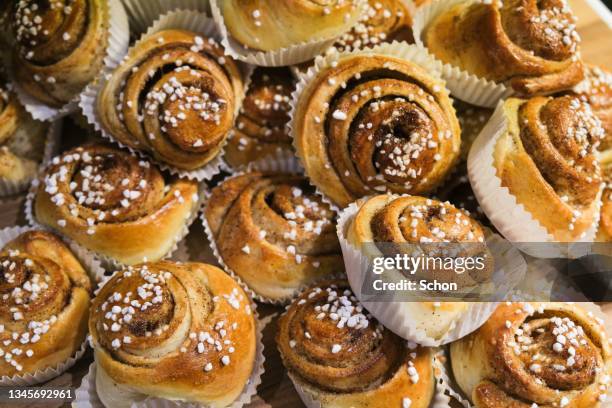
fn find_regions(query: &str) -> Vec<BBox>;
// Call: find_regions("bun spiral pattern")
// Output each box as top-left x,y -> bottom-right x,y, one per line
424,0 -> 585,96
98,30 -> 244,171
451,302 -> 612,407
205,172 -> 343,301
494,96 -> 604,241
225,67 -> 295,168
34,144 -> 199,265
277,280 -> 435,408
89,261 -> 257,407
0,230 -> 91,378
11,0 -> 110,107
293,53 -> 461,207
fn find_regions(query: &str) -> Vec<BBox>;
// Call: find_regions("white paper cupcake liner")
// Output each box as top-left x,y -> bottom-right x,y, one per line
209,0 -> 367,67
73,312 -> 268,408
79,10 -> 250,182
288,348 -> 452,408
9,0 -> 129,122
335,196 -> 527,346
23,164 -> 205,273
467,101 -> 602,259
411,0 -> 512,108
120,0 -> 211,34
0,118 -> 61,198
200,155 -> 306,305
288,41 -> 446,213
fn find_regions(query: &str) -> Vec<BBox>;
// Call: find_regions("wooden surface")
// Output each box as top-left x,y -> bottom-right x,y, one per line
0,1 -> 611,407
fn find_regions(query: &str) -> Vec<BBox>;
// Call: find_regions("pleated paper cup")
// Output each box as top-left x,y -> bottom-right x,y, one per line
209,0 -> 367,67
120,0 -> 211,34
79,9 -> 250,182
288,41 -> 446,213
335,197 -> 526,346
411,0 -> 512,108
288,349 -> 453,408
0,118 -> 61,198
73,312 -> 268,408
467,101 -> 601,259
9,0 -> 129,122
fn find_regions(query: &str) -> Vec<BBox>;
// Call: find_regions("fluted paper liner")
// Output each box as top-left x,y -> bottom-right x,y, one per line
209,0 -> 368,67
0,225 -> 99,385
119,0 -> 211,34
200,151 -> 308,305
9,0 -> 129,122
24,159 -> 206,273
336,196 -> 527,346
0,118 -> 61,198
73,312 -> 268,408
288,41 -> 446,213
411,0 -> 512,108
288,349 -> 452,408
467,101 -> 602,259
79,9 -> 251,181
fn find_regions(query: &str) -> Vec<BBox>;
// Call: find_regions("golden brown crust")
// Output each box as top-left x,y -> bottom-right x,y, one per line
34,144 -> 199,265
224,67 -> 295,168
597,156 -> 612,242
98,30 -> 243,171
451,302 -> 612,408
425,0 -> 584,96
0,230 -> 91,377
277,280 -> 435,408
89,261 -> 256,407
455,100 -> 493,162
0,71 -> 48,186
205,172 -> 343,301
494,96 -> 604,241
11,0 -> 109,107
220,0 -> 363,52
293,54 -> 461,207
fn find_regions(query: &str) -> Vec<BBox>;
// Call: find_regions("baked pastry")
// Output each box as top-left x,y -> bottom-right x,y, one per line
292,52 -> 461,207
217,0 -> 363,52
570,64 -> 612,152
277,279 -> 435,408
423,0 -> 584,96
0,230 -> 91,378
33,144 -> 200,265
343,194 -> 493,342
435,167 -> 489,226
451,302 -> 612,407
486,96 -> 603,242
97,30 -> 244,171
11,0 -> 109,107
224,67 -> 295,168
333,0 -> 413,52
0,71 -> 48,193
204,172 -> 343,301
89,261 -> 257,407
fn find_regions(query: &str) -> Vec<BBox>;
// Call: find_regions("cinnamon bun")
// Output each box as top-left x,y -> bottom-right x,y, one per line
423,0 -> 585,96
89,261 -> 257,407
97,29 -> 244,171
33,144 -> 200,265
204,172 -> 343,301
451,302 -> 612,407
0,230 -> 91,379
292,51 -> 461,207
277,280 -> 435,408
11,0 -> 110,107
224,67 -> 295,168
